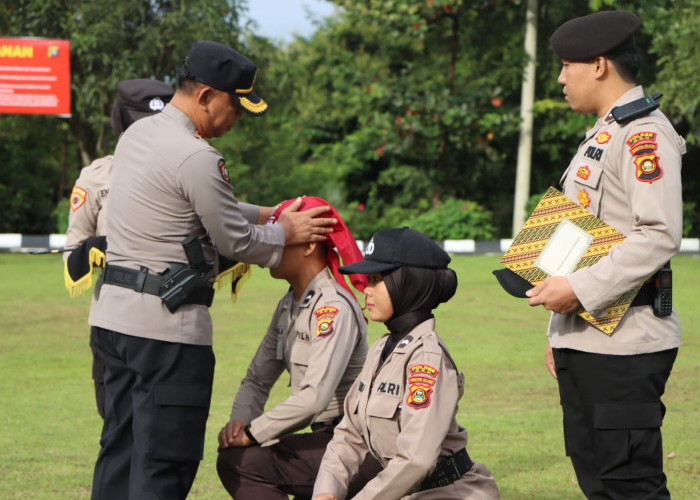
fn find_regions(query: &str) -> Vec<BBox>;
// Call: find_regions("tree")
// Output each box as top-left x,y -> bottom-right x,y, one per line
0,0 -> 244,233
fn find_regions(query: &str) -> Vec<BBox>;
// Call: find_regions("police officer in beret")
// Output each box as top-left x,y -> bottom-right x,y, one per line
89,41 -> 335,499
64,78 -> 173,419
526,11 -> 685,499
313,227 -> 499,500
216,197 -> 382,499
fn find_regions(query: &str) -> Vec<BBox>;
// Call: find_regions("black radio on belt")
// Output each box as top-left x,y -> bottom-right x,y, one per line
653,263 -> 672,317
611,92 -> 663,123
159,235 -> 215,313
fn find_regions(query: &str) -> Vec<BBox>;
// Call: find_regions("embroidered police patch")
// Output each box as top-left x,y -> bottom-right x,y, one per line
406,385 -> 433,409
634,154 -> 662,183
406,364 -> 439,410
218,158 -> 230,183
70,186 -> 87,211
627,131 -> 662,183
314,306 -> 339,338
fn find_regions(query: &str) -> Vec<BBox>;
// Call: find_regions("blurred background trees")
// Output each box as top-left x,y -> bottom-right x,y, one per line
1,0 -> 697,239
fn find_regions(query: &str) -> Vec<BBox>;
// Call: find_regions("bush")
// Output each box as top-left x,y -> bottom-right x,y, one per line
409,198 -> 497,240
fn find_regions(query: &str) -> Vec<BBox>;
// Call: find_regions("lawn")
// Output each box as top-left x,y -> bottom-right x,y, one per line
1,252 -> 698,499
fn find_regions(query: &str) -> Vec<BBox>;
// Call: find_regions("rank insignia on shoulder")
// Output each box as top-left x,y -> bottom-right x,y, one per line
218,158 -> 230,183
70,186 -> 87,211
314,305 -> 339,338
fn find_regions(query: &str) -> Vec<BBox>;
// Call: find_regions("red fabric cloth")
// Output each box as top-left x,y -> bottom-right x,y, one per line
269,197 -> 367,295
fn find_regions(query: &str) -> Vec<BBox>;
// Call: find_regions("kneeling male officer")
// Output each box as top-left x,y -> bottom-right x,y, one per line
217,197 -> 382,499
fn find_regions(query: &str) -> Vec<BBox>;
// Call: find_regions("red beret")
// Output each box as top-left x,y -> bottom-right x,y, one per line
551,10 -> 641,61
269,197 -> 367,296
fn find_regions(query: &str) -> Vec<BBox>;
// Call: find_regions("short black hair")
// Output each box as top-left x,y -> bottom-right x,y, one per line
605,42 -> 642,83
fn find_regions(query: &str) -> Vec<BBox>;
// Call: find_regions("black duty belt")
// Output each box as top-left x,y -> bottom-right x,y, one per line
310,415 -> 343,432
103,264 -> 214,307
630,280 -> 655,307
416,448 -> 474,492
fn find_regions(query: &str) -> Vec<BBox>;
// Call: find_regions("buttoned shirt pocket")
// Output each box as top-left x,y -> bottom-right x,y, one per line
568,162 -> 603,214
289,337 -> 311,391
366,394 -> 401,460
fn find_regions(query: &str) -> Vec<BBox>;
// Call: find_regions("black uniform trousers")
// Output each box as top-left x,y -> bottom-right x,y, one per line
91,326 -> 214,500
216,424 -> 383,499
553,347 -> 677,500
89,326 -> 106,419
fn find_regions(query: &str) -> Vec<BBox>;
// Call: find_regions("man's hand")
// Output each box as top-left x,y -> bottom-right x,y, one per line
277,197 -> 336,245
218,419 -> 253,448
312,495 -> 338,500
545,340 -> 557,379
526,276 -> 581,314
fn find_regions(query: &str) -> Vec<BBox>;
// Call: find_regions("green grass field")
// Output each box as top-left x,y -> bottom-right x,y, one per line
1,253 -> 698,499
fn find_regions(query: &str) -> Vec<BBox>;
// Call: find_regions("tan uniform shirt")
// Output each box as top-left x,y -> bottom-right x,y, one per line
64,155 -> 112,323
550,86 -> 685,355
231,269 -> 368,444
314,319 -> 497,499
92,104 -> 284,345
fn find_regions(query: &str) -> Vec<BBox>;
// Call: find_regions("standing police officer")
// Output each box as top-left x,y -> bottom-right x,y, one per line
64,78 -> 173,419
527,11 -> 685,499
89,41 -> 335,500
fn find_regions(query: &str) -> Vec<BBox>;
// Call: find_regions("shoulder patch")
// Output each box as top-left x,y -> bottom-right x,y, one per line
406,363 -> 439,410
218,158 -> 230,183
70,186 -> 87,211
314,305 -> 339,338
627,131 -> 662,183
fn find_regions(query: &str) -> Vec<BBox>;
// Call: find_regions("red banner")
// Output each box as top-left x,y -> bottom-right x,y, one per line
0,38 -> 71,116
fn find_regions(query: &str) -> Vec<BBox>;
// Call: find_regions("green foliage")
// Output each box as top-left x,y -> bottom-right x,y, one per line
1,0 -> 699,238
410,197 -> 497,240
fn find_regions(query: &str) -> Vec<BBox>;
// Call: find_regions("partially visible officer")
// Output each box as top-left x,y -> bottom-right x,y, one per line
89,40 -> 335,500
526,11 -> 685,499
64,78 -> 173,419
313,227 -> 500,500
217,196 -> 382,499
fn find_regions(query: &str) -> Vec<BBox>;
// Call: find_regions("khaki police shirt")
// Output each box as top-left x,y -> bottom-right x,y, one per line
313,319 -> 479,499
231,269 -> 368,445
550,86 -> 685,355
64,155 -> 112,323
92,104 -> 285,346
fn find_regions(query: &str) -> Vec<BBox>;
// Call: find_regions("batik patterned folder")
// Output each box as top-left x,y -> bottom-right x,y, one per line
501,187 -> 639,335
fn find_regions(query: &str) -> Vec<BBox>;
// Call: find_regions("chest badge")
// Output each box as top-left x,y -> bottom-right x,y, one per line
577,189 -> 591,208
576,166 -> 591,180
596,131 -> 611,144
314,306 -> 339,338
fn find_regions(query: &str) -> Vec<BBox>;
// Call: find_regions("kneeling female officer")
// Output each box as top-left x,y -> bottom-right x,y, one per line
312,227 -> 499,499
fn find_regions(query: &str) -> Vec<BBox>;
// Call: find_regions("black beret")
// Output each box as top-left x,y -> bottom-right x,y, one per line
551,10 -> 641,61
110,79 -> 173,135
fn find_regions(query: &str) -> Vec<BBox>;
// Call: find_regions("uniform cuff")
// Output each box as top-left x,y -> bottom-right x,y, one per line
243,424 -> 259,445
